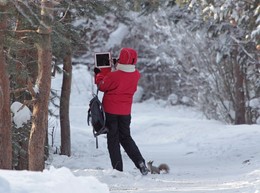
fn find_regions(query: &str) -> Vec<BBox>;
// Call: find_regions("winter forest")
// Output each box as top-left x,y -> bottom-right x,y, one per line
0,0 -> 259,182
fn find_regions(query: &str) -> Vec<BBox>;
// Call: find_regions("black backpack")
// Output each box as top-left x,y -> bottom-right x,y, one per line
87,89 -> 108,148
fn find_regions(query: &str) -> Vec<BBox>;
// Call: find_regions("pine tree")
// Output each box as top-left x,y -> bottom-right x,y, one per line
28,0 -> 53,171
0,1 -> 12,169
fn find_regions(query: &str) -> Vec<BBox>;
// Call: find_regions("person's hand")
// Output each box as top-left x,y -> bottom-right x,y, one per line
112,58 -> 118,65
94,67 -> 101,75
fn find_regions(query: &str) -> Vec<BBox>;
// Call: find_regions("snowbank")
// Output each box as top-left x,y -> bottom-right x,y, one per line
0,167 -> 109,193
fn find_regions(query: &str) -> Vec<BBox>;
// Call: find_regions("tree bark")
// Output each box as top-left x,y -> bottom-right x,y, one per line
0,3 -> 12,169
233,49 -> 246,124
13,11 -> 38,170
60,51 -> 72,156
60,9 -> 72,156
28,0 -> 53,171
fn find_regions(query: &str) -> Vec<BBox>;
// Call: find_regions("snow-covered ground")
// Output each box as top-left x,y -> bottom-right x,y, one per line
1,65 -> 260,193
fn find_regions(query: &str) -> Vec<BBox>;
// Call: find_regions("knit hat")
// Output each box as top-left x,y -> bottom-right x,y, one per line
118,48 -> 138,65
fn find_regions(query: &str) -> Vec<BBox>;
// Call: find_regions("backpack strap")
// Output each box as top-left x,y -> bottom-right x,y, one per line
94,128 -> 108,149
95,136 -> 99,149
96,83 -> 100,95
87,108 -> 91,126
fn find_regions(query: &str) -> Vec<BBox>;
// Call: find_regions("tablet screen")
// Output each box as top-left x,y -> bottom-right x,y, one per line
94,52 -> 111,68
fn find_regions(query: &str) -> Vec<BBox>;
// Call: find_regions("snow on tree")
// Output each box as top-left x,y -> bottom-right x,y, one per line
11,102 -> 31,128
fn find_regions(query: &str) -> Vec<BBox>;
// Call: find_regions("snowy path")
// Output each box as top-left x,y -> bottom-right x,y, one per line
48,101 -> 260,193
70,167 -> 258,193
48,66 -> 260,193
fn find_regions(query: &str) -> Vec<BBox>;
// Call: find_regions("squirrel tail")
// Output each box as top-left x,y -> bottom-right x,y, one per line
158,163 -> 170,173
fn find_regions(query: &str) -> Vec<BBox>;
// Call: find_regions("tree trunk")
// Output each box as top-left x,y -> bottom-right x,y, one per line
13,11 -> 38,170
233,49 -> 246,124
0,2 -> 12,169
28,0 -> 53,171
60,52 -> 72,156
60,10 -> 72,156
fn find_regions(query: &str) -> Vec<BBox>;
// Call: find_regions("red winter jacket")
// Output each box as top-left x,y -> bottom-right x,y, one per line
95,69 -> 140,115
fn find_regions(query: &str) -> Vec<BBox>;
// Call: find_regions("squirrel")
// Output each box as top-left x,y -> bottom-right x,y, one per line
147,161 -> 170,174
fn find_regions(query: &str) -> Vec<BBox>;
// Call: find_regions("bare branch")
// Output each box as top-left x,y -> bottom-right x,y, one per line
231,35 -> 259,63
58,3 -> 71,22
14,29 -> 37,33
10,87 -> 28,94
17,99 -> 36,112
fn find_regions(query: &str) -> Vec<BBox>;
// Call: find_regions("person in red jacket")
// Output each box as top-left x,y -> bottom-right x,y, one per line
94,48 -> 149,175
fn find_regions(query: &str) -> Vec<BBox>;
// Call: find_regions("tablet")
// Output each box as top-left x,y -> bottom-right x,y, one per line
94,52 -> 111,68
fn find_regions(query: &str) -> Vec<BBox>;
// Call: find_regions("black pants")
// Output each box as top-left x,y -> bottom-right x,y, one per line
105,113 -> 145,171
